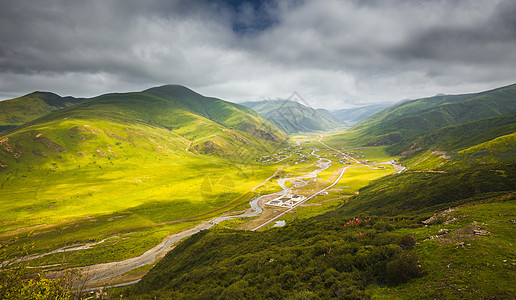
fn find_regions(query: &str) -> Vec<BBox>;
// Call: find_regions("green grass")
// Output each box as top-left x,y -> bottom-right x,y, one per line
367,199 -> 516,299
0,85 -> 288,267
1,157 -> 281,265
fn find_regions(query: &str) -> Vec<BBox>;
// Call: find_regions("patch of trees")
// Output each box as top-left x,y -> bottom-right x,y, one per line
129,218 -> 422,299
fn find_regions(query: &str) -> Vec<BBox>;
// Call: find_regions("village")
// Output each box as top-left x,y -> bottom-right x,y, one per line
255,145 -> 308,164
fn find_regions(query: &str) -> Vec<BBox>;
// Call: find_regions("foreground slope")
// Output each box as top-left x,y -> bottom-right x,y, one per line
0,92 -> 86,132
0,85 -> 286,266
242,100 -> 342,133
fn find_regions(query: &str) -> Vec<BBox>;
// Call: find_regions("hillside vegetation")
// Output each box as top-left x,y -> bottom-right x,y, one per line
350,83 -> 516,147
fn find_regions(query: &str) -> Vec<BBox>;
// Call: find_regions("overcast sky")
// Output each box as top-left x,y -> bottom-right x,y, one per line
1,0 -> 515,109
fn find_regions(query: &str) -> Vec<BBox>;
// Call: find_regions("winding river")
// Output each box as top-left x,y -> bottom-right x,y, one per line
79,148 -> 335,286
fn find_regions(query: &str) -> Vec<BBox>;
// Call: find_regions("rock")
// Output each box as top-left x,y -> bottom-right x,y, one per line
456,242 -> 465,248
437,228 -> 448,235
473,229 -> 490,236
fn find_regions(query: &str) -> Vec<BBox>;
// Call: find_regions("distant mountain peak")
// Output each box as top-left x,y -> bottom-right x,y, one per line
241,98 -> 342,133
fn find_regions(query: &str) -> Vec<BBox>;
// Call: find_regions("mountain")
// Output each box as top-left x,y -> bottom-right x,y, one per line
0,85 -> 287,268
352,83 -> 516,146
241,100 -> 342,133
0,85 -> 286,171
0,91 -> 86,132
332,104 -> 392,125
388,111 -> 516,155
322,87 -> 516,217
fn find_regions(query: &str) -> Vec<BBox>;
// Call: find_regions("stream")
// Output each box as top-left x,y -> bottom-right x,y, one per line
79,148 -> 334,285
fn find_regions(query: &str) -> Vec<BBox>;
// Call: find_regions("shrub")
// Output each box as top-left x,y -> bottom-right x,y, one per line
398,234 -> 416,250
386,252 -> 421,285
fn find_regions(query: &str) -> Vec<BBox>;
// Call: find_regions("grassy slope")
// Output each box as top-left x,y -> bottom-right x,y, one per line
388,111 -> 516,155
0,92 -> 86,132
131,217 -> 424,299
326,111 -> 515,217
131,197 -> 515,299
352,83 -> 516,146
0,86 -> 287,265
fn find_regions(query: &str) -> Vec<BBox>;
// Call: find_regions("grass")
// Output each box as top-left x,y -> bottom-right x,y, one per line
1,157 -> 281,265
0,86 -> 288,267
367,199 -> 516,299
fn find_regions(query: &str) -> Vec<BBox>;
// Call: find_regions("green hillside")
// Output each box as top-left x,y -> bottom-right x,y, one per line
388,112 -> 516,155
242,100 -> 342,133
131,218 -> 424,299
0,85 -> 286,170
0,85 -> 287,266
353,83 -> 516,146
0,92 -> 86,132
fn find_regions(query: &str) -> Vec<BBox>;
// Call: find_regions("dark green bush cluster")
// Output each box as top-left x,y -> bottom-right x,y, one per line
129,218 -> 421,299
386,252 -> 421,285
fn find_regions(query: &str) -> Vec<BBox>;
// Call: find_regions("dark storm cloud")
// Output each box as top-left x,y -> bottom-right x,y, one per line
390,0 -> 516,62
0,0 -> 515,108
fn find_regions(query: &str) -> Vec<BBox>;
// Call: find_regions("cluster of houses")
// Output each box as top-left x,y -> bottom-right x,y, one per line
266,194 -> 306,208
255,152 -> 288,163
255,145 -> 308,164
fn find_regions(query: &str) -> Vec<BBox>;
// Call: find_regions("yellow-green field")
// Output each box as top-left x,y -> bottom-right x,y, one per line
1,127 -> 400,269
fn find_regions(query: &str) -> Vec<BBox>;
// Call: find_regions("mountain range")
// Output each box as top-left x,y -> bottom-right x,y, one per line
352,83 -> 516,147
0,85 -> 286,171
242,100 -> 343,133
331,103 -> 392,126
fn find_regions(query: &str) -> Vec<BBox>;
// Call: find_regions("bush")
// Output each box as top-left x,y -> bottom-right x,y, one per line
398,234 -> 416,250
386,252 -> 421,285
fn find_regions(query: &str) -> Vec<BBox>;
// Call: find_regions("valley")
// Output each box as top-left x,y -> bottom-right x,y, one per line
2,130 -> 400,290
1,83 -> 514,299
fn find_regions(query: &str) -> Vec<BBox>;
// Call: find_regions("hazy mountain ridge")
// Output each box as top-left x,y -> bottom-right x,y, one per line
332,104 -> 392,125
242,100 -> 343,133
